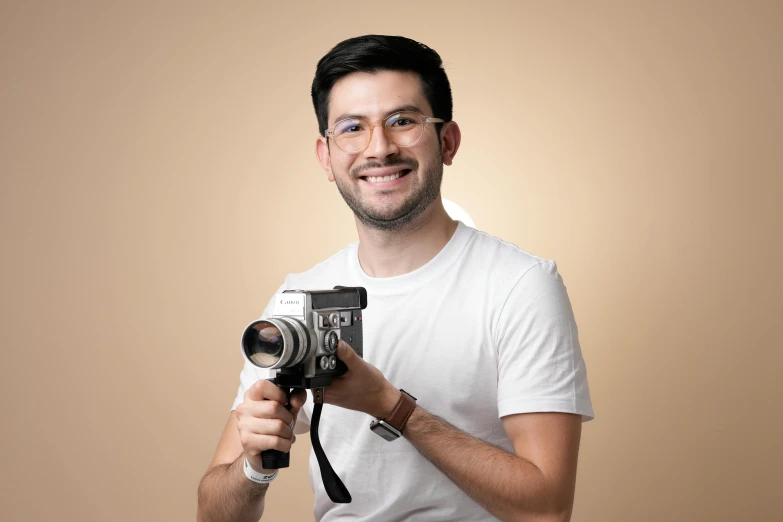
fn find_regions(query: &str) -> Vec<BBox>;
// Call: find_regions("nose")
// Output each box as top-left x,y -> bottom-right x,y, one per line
363,123 -> 399,159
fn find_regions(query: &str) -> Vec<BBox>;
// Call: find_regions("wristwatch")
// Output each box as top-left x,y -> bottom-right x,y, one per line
370,389 -> 417,441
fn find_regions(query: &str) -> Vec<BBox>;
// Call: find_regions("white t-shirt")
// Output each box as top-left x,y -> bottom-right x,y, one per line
232,222 -> 594,521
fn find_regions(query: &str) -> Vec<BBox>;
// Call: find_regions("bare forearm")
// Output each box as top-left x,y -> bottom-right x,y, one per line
404,408 -> 571,522
197,456 -> 268,522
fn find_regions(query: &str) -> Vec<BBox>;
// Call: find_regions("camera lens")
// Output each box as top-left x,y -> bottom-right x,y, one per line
241,318 -> 310,369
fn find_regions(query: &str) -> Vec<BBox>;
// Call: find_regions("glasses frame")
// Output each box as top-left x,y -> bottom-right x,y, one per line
324,111 -> 446,153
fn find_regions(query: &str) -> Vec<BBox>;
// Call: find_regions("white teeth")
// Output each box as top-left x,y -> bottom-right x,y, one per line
366,172 -> 403,183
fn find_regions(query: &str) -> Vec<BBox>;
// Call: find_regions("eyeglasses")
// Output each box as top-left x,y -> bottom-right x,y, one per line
325,111 -> 445,153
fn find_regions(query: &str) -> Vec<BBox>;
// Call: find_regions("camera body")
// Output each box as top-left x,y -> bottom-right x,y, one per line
241,286 -> 367,389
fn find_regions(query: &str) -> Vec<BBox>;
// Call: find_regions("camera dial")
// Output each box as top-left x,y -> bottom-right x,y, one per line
323,331 -> 339,353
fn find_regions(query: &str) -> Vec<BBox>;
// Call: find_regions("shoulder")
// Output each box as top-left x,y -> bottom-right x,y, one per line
456,228 -> 572,322
282,242 -> 358,290
462,226 -> 554,281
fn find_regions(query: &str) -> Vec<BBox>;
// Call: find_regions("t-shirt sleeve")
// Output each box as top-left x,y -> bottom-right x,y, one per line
229,283 -> 312,427
494,260 -> 594,421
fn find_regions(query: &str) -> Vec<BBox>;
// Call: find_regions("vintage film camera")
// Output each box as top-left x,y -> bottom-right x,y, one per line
240,286 -> 366,503
241,286 -> 367,388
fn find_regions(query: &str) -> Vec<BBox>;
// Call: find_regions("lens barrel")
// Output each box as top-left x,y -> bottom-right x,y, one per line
241,317 -> 309,369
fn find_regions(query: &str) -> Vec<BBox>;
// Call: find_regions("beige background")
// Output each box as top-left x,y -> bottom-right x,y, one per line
1,1 -> 781,521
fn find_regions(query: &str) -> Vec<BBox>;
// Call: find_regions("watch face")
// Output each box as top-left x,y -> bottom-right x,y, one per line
370,420 -> 401,441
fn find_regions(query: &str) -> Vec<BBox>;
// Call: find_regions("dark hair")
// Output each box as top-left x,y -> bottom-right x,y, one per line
311,35 -> 453,137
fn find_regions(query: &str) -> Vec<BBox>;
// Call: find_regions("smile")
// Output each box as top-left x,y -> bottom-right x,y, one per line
362,169 -> 411,183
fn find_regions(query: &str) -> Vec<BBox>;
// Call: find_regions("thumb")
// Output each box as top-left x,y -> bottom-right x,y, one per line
336,340 -> 359,368
289,388 -> 307,416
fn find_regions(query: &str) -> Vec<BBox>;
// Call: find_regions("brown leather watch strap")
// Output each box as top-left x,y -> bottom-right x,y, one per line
384,390 -> 417,433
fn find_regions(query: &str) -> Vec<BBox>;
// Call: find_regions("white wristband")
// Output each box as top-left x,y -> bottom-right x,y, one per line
243,457 -> 278,484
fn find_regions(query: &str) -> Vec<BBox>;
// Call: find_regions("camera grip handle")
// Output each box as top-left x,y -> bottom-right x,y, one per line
260,449 -> 290,469
259,380 -> 292,469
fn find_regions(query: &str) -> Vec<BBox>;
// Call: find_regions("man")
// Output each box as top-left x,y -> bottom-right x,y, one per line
198,35 -> 593,522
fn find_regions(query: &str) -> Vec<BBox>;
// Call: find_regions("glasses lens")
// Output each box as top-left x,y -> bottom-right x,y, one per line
334,118 -> 369,153
331,112 -> 430,152
385,112 -> 425,147
242,320 -> 285,368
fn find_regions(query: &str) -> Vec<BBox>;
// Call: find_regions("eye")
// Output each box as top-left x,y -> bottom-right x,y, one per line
335,119 -> 366,135
387,112 -> 421,128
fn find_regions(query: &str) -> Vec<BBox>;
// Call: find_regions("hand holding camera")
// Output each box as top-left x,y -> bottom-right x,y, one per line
235,379 -> 307,475
324,340 -> 401,419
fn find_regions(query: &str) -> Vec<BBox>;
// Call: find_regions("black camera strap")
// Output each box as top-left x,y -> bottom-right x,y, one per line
311,388 -> 352,503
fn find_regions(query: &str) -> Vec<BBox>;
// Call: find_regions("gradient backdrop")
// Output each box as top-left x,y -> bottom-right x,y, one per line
1,1 -> 781,521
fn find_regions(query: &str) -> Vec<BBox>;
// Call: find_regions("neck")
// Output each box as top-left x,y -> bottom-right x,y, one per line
355,198 -> 459,278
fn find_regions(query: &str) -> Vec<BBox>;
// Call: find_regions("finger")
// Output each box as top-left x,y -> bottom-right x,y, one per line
240,433 -> 293,455
244,379 -> 288,404
289,388 -> 307,415
289,388 -> 307,409
336,340 -> 359,369
237,400 -> 295,426
240,416 -> 294,440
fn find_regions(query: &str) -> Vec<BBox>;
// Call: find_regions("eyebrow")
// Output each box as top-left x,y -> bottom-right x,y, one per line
331,105 -> 424,125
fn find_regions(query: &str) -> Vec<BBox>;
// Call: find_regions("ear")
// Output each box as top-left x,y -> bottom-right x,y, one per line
440,121 -> 461,166
315,136 -> 335,182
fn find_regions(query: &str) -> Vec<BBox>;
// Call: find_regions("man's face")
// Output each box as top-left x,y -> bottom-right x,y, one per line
316,70 -> 445,231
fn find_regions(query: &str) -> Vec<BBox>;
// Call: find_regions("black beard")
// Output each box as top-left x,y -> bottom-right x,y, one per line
334,153 -> 443,232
